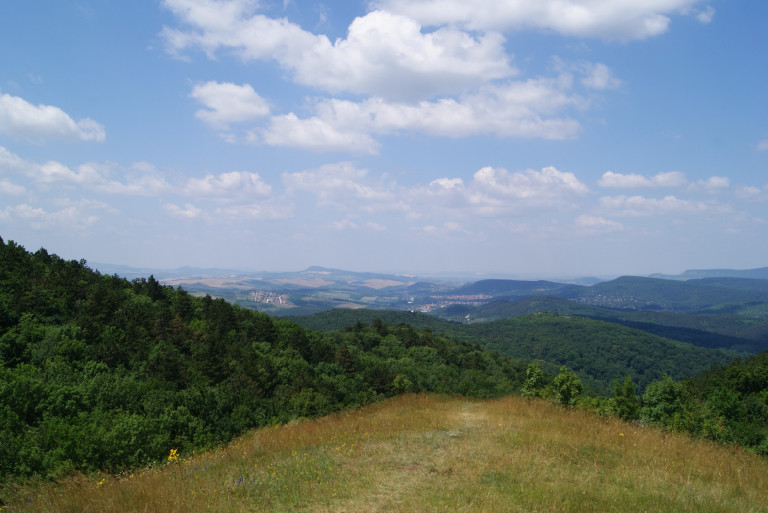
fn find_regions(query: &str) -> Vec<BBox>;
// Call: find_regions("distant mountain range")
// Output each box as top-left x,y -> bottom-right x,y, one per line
650,267 -> 768,280
90,262 -> 768,319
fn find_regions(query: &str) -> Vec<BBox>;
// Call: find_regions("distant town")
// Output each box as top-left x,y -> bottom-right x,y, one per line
248,290 -> 288,305
412,294 -> 493,313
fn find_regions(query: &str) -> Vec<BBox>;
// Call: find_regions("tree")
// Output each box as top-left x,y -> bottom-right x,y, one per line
521,362 -> 545,399
553,366 -> 582,407
613,375 -> 640,420
639,375 -> 685,425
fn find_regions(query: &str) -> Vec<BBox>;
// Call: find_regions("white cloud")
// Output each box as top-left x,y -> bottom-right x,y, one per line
0,203 -> 99,230
577,62 -> 622,90
213,202 -> 291,220
735,185 -> 768,202
190,81 -> 270,127
329,218 -> 388,231
0,147 -> 170,195
598,170 -> 687,188
289,11 -> 513,100
757,139 -> 768,152
283,162 -> 401,210
260,113 -> 381,153
35,161 -> 103,185
161,2 -> 629,152
414,165 -> 590,217
688,176 -> 730,192
0,145 -> 29,171
253,78 -> 585,151
366,221 -> 388,232
372,0 -> 710,40
0,92 -> 105,142
164,202 -> 203,219
653,171 -> 689,187
331,218 -> 360,230
162,2 -> 513,100
695,6 -> 715,24
183,170 -> 272,198
600,194 -> 714,216
0,180 -> 25,195
575,214 -> 623,232
473,165 -> 589,198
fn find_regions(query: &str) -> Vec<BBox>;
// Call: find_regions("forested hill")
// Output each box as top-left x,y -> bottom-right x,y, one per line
0,238 -> 525,481
290,309 -> 736,396
434,297 -> 768,354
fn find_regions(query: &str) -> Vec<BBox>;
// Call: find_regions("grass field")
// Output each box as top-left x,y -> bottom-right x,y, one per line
3,394 -> 768,512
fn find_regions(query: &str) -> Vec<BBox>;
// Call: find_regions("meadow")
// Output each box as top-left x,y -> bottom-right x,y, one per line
3,393 -> 767,512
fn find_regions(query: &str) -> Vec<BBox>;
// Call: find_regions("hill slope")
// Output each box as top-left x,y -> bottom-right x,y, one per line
289,309 -> 737,395
5,394 -> 767,513
432,296 -> 768,353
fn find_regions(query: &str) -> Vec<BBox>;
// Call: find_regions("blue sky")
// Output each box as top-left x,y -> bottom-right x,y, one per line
1,0 -> 767,277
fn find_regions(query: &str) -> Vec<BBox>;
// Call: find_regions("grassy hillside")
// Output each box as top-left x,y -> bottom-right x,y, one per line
4,394 -> 767,513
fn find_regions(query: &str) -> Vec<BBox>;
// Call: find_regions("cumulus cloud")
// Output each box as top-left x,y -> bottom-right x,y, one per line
577,62 -> 622,90
162,2 -> 513,100
259,113 -> 381,154
283,162 -> 589,221
372,0 -> 711,40
161,1 -> 631,152
190,81 -> 271,128
183,170 -> 272,198
688,176 -> 730,192
0,146 -> 170,195
0,203 -> 99,230
735,185 -> 768,202
473,165 -> 589,198
414,165 -> 590,218
249,77 -> 586,152
0,92 -> 105,142
599,194 -> 715,216
164,202 -> 203,219
283,162 -> 401,210
598,170 -> 687,188
0,180 -> 25,195
575,214 -> 623,233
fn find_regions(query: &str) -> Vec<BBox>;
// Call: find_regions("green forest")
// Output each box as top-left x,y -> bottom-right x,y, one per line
0,238 -> 525,482
2,237 -> 768,488
289,309 -> 737,395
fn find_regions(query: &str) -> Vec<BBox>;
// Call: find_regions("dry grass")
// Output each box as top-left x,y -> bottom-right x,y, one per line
3,394 -> 768,512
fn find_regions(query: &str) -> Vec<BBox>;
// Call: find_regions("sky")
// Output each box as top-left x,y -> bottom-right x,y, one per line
1,0 -> 767,278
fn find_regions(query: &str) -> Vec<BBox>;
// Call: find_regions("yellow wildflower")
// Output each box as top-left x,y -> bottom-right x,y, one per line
168,448 -> 179,462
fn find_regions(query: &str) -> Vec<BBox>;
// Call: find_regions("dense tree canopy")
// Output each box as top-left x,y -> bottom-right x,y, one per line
0,238 -> 525,481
